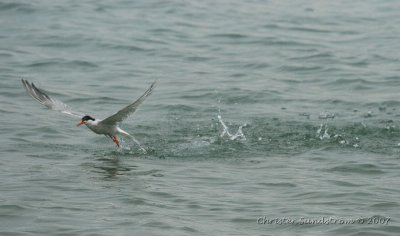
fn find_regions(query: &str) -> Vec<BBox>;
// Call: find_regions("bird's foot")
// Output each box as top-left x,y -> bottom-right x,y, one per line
112,136 -> 120,147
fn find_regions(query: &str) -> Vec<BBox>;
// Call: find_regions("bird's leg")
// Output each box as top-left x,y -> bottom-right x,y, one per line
112,135 -> 120,147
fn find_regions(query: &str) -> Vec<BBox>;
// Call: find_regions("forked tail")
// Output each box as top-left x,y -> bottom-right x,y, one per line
117,128 -> 147,153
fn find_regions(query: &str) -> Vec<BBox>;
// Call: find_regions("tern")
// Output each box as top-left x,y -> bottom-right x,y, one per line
21,79 -> 155,150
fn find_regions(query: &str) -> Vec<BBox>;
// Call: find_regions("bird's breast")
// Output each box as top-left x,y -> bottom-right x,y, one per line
86,123 -> 117,135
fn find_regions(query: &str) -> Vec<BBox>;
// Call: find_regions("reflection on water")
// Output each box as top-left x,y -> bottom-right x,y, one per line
82,153 -> 163,180
82,156 -> 133,180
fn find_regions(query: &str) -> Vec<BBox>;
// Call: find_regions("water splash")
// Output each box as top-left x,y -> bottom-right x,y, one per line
119,136 -> 147,154
316,123 -> 330,140
316,124 -> 362,147
334,134 -> 347,144
318,112 -> 335,119
217,115 -> 247,141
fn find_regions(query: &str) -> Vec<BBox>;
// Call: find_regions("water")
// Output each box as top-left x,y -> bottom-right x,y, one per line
1,0 -> 400,235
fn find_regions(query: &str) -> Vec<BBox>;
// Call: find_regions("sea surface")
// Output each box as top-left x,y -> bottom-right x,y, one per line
1,0 -> 400,235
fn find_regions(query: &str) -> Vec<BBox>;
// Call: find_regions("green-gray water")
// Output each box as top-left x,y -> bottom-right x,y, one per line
1,1 -> 400,235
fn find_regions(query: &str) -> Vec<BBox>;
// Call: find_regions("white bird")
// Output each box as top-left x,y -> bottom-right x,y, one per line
21,79 -> 155,149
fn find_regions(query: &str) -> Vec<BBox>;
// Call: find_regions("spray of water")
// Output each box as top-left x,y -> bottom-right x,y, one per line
317,123 -> 330,140
216,96 -> 247,141
217,115 -> 247,141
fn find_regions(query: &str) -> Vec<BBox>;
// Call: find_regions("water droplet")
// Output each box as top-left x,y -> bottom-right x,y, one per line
364,111 -> 373,118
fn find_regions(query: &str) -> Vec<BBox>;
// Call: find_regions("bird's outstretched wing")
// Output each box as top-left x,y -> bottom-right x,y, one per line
100,81 -> 156,125
21,79 -> 84,118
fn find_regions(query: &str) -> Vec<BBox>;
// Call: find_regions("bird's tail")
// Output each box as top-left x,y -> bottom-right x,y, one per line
117,128 -> 147,153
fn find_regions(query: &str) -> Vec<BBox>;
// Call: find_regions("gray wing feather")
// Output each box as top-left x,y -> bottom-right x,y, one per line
21,79 -> 84,118
100,82 -> 156,125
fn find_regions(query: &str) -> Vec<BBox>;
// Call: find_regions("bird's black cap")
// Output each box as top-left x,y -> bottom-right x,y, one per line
81,115 -> 95,121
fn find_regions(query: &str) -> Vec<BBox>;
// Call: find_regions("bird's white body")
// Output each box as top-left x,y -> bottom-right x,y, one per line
85,119 -> 115,135
21,79 -> 155,149
85,119 -> 130,138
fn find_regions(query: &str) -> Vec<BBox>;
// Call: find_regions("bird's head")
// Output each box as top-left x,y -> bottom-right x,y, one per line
77,115 -> 95,127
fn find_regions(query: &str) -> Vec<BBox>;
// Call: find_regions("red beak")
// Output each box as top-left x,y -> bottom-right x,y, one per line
77,121 -> 85,127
